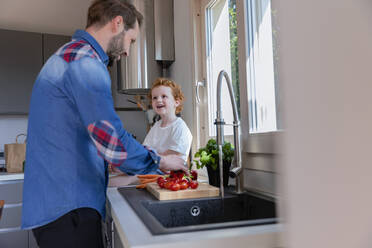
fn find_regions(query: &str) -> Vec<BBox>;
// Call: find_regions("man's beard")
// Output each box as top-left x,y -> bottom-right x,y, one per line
107,30 -> 125,63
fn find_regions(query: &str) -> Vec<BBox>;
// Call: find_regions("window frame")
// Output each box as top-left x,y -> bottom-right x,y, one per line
192,0 -> 281,156
236,0 -> 281,154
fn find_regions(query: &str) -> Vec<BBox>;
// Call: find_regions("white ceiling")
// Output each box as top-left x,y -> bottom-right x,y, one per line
0,0 -> 93,35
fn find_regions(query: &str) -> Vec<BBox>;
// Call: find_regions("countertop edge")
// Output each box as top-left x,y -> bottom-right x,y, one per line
0,173 -> 24,181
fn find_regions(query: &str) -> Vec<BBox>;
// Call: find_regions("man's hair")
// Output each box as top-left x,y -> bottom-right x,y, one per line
149,78 -> 185,114
86,0 -> 143,30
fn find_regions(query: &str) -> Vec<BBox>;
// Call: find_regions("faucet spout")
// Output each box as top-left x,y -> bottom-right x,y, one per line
215,70 -> 244,196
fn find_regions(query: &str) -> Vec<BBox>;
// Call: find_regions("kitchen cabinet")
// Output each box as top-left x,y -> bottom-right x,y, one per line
104,200 -> 124,248
0,179 -> 23,204
0,229 -> 29,247
113,223 -> 125,248
43,33 -> 71,64
0,178 -> 38,248
0,29 -> 70,114
0,29 -> 42,114
28,230 -> 39,248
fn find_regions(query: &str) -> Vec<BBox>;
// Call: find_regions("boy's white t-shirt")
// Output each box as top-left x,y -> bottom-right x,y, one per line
143,117 -> 192,162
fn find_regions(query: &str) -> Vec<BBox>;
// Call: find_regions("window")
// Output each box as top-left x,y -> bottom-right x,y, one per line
245,0 -> 278,133
196,0 -> 279,153
200,0 -> 278,138
204,0 -> 240,137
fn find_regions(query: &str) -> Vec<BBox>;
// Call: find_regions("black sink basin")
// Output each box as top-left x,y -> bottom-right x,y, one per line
118,187 -> 276,235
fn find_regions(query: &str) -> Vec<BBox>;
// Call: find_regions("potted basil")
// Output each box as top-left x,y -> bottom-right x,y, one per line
193,139 -> 234,187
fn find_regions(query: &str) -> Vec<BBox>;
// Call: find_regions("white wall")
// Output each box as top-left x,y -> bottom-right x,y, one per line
0,0 -> 92,35
275,0 -> 372,247
169,0 -> 194,134
0,116 -> 28,152
116,111 -> 148,143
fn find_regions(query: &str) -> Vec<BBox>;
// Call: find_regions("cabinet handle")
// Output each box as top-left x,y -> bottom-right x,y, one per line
0,226 -> 21,234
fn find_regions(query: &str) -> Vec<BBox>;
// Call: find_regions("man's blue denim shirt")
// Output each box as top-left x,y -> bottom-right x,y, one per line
22,30 -> 160,229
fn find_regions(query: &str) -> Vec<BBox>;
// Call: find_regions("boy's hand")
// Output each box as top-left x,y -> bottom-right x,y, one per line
159,154 -> 187,173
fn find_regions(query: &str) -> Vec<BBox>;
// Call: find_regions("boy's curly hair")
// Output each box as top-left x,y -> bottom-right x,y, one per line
148,78 -> 185,114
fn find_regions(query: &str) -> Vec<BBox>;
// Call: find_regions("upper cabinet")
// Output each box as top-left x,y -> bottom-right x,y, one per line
0,29 -> 42,114
0,29 -> 70,114
43,34 -> 71,63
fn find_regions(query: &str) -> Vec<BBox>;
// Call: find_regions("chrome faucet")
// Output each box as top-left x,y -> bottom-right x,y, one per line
215,70 -> 244,197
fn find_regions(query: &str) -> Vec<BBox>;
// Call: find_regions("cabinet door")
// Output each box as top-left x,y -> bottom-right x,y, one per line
0,229 -> 29,248
28,230 -> 39,248
113,223 -> 124,248
0,180 -> 23,204
43,34 -> 71,64
0,204 -> 22,229
0,180 -> 28,247
0,29 -> 43,114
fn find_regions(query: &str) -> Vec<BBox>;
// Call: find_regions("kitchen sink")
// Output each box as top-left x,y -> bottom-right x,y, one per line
118,186 -> 277,235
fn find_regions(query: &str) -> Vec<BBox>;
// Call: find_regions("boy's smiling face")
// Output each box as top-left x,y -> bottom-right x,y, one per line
151,86 -> 180,118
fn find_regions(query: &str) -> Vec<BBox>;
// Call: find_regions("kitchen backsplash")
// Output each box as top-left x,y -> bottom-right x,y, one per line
116,110 -> 148,143
0,112 -> 148,154
0,115 -> 28,153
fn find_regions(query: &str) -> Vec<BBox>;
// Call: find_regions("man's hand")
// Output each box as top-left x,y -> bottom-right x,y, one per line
159,154 -> 187,173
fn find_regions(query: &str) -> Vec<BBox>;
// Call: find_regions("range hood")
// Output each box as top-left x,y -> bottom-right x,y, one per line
117,0 -> 175,95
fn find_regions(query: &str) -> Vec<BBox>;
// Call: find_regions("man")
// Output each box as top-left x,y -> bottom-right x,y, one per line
21,1 -> 186,247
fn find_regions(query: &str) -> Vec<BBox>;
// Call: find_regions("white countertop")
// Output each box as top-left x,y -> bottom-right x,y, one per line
0,172 -> 24,181
107,187 -> 282,248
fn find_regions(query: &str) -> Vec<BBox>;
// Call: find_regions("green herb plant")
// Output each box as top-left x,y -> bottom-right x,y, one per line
193,139 -> 234,171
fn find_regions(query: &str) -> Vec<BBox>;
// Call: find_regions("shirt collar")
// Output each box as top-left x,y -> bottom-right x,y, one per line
72,29 -> 109,66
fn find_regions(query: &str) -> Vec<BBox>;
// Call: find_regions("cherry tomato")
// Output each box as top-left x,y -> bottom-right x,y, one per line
190,170 -> 198,180
157,176 -> 165,185
177,171 -> 185,179
189,180 -> 199,189
170,171 -> 176,178
169,177 -> 177,182
158,181 -> 165,188
180,181 -> 188,190
185,178 -> 191,187
165,181 -> 174,189
170,183 -> 181,191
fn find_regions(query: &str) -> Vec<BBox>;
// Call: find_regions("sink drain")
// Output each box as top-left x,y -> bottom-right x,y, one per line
190,206 -> 200,216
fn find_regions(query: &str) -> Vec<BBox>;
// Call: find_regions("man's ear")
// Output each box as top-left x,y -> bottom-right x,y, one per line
111,16 -> 124,34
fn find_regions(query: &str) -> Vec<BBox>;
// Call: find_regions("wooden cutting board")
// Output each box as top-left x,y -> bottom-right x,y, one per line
146,182 -> 220,200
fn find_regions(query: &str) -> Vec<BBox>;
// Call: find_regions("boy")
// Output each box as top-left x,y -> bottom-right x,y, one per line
109,78 -> 192,186
144,78 -> 192,163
